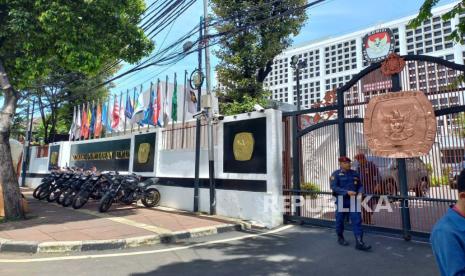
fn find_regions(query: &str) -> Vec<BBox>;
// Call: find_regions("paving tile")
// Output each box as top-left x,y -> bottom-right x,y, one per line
1,197 -> 237,242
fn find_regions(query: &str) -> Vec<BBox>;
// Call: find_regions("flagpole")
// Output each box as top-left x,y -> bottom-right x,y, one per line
164,75 -> 169,129
181,70 -> 188,149
171,73 -> 176,149
124,89 -> 128,134
131,87 -> 135,133
70,106 -> 75,141
147,82 -> 153,132
106,95 -> 110,138
91,100 -> 95,140
119,92 -> 123,136
95,99 -> 98,139
80,103 -> 83,140
156,78 -> 161,128
138,84 -> 142,133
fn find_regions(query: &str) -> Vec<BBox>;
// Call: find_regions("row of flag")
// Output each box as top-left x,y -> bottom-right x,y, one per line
69,74 -> 198,141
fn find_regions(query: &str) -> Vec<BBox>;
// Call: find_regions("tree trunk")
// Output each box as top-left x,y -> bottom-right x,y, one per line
0,60 -> 24,219
49,109 -> 57,143
256,60 -> 274,83
38,97 -> 49,143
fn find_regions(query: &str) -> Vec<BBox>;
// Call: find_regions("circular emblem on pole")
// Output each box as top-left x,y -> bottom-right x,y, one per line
362,28 -> 395,63
381,53 -> 406,76
190,69 -> 204,90
364,91 -> 437,158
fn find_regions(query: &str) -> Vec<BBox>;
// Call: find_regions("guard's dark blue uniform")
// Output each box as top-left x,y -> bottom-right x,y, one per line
330,169 -> 364,237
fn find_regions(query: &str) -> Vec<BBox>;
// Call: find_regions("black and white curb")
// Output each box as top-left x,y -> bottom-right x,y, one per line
0,224 -> 243,254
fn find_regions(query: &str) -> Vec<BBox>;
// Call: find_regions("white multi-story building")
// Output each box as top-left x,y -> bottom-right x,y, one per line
264,1 -> 464,116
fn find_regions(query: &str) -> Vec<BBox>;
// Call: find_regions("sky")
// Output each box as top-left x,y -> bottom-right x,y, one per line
109,0 -> 457,95
0,0 -> 458,107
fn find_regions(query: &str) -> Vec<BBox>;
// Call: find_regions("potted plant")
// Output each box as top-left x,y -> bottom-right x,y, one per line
301,182 -> 321,200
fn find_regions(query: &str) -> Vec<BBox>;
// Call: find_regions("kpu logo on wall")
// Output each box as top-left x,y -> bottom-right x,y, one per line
362,28 -> 395,63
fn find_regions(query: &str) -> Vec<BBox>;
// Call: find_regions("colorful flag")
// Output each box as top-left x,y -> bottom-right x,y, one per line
89,103 -> 95,138
94,102 -> 102,138
171,75 -> 178,122
81,104 -> 89,139
163,80 -> 170,127
143,83 -> 155,126
187,90 -> 197,114
102,102 -> 109,134
154,81 -> 161,126
132,89 -> 150,124
111,96 -> 120,130
125,93 -> 134,119
74,105 -> 81,140
69,107 -> 76,141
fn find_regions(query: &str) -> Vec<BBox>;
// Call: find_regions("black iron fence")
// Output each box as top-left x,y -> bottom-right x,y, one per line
283,55 -> 465,238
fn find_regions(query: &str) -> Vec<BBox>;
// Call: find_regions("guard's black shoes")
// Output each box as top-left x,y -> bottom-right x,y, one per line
355,237 -> 371,251
337,235 -> 349,246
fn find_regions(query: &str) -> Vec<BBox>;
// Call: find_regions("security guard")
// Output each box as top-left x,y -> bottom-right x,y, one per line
330,156 -> 371,251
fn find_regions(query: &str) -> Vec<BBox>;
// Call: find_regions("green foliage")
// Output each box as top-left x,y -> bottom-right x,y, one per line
455,113 -> 465,138
0,0 -> 154,90
211,0 -> 307,113
31,63 -> 119,143
301,182 -> 321,200
220,93 -> 270,116
430,175 -> 449,187
425,163 -> 433,177
409,0 -> 465,44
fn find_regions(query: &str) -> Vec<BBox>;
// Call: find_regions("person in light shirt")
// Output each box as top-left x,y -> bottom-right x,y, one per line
430,169 -> 465,276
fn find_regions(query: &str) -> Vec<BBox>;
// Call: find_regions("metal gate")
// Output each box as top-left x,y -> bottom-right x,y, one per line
283,54 -> 465,239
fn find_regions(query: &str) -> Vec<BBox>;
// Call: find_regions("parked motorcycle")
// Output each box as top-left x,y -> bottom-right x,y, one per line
37,170 -> 74,200
33,170 -> 62,199
60,173 -> 93,207
98,175 -> 160,213
71,173 -> 112,209
48,172 -> 82,203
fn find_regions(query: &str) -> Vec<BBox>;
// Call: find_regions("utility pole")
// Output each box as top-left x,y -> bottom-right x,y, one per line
193,17 -> 203,213
21,100 -> 35,187
203,0 -> 216,215
203,0 -> 211,95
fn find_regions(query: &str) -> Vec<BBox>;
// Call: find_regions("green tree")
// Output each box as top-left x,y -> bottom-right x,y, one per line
211,0 -> 307,114
409,0 -> 465,43
33,62 -> 120,143
0,0 -> 153,219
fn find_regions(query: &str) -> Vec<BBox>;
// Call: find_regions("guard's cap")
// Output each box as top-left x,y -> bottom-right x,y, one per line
354,153 -> 366,161
338,156 -> 351,163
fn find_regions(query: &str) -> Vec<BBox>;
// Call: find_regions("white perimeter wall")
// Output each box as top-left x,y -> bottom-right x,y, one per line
24,110 -> 284,228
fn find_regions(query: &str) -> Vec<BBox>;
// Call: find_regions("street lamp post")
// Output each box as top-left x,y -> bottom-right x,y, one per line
21,100 -> 35,187
290,55 -> 307,111
290,55 -> 307,217
183,17 -> 204,213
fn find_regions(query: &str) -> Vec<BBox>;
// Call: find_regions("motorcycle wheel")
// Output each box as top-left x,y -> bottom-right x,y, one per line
37,186 -> 51,200
57,188 -> 71,205
62,192 -> 75,207
33,183 -> 47,199
72,191 -> 90,209
47,188 -> 62,202
141,188 -> 161,208
99,194 -> 114,213
33,183 -> 48,199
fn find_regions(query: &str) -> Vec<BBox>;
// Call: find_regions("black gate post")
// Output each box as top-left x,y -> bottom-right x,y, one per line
391,73 -> 412,241
292,115 -> 301,217
336,88 -> 347,157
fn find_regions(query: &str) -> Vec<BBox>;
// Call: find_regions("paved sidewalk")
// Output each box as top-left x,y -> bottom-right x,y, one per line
0,191 -> 245,253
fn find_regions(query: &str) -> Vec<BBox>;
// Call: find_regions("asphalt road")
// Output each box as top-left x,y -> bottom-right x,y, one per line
0,225 -> 439,276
